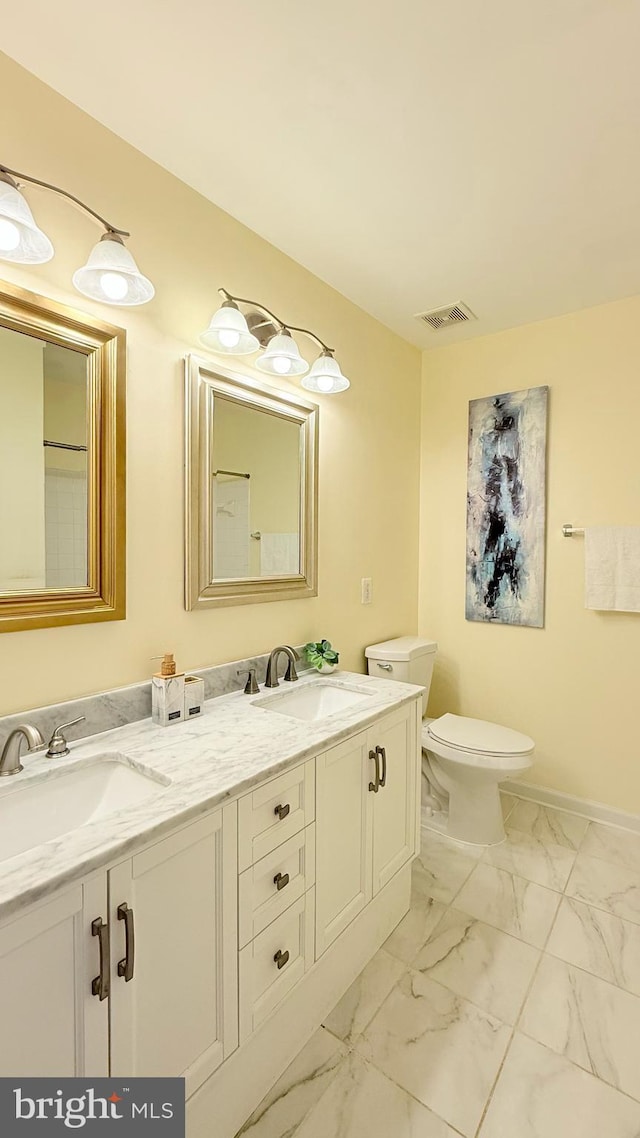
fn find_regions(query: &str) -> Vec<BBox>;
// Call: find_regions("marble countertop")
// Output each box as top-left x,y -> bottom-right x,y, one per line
0,671 -> 423,921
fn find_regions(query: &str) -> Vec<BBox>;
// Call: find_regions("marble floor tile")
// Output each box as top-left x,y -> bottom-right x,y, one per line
412,907 -> 539,1024
507,800 -> 589,850
383,897 -> 447,964
455,863 -> 561,948
519,954 -> 640,1101
479,1032 -> 640,1138
566,851 -> 640,926
412,833 -> 479,905
356,970 -> 511,1137
295,1052 -> 459,1138
484,828 -> 576,891
580,822 -> 640,875
547,897 -> 640,996
419,825 -> 485,861
323,949 -> 406,1045
237,1026 -> 346,1138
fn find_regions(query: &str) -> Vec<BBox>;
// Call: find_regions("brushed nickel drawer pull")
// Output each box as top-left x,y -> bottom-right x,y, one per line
274,948 -> 290,969
274,803 -> 290,820
91,917 -> 110,1001
117,902 -> 135,982
274,872 -> 290,891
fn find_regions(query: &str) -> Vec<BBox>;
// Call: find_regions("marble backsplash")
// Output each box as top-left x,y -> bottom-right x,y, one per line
0,646 -> 310,753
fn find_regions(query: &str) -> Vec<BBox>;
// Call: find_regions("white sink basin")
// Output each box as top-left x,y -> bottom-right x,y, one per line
0,757 -> 168,864
254,683 -> 373,722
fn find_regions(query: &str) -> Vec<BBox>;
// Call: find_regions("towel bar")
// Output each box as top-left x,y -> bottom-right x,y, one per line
562,524 -> 585,538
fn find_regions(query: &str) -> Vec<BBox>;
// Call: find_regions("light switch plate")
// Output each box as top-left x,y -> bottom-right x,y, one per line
361,577 -> 372,604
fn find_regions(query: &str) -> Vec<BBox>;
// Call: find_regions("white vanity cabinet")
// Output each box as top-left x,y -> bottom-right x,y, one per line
315,703 -> 418,956
237,761 -> 316,1041
109,805 -> 238,1096
0,689 -> 421,1138
0,804 -> 238,1090
0,875 -> 108,1077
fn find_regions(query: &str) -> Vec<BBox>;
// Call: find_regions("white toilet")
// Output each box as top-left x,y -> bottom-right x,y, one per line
365,636 -> 534,846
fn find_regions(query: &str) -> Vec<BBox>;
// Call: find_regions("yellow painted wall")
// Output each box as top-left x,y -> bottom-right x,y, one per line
0,53 -> 421,714
419,295 -> 640,812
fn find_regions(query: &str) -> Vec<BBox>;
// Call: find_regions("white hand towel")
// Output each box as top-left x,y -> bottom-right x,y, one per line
260,533 -> 299,576
584,526 -> 640,612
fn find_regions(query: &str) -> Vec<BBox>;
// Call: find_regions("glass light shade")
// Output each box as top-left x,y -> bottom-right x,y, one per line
301,352 -> 350,394
199,304 -> 260,354
72,235 -> 155,306
255,331 -> 309,378
0,180 -> 54,264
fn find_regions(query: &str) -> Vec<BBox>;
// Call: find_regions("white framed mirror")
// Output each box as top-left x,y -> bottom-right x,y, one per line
184,356 -> 318,609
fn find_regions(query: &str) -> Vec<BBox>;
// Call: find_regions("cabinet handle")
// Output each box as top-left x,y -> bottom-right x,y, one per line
274,803 -> 290,821
91,917 -> 110,1001
274,948 -> 290,969
117,902 -> 135,982
274,872 -> 290,891
368,748 -> 380,793
376,745 -> 387,788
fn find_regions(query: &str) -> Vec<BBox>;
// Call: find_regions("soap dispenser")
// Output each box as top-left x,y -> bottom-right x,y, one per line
152,653 -> 185,727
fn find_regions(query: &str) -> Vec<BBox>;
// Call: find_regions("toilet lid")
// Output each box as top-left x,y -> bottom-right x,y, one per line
427,713 -> 534,756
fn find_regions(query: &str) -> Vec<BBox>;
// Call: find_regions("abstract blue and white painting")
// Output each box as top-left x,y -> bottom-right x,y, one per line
466,386 -> 548,627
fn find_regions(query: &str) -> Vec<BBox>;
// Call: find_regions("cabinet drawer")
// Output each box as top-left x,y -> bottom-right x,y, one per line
239,890 -> 314,1041
239,825 -> 315,948
238,760 -> 315,871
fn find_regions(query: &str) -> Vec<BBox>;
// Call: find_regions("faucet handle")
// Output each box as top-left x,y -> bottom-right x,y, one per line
237,668 -> 260,695
46,716 -> 86,758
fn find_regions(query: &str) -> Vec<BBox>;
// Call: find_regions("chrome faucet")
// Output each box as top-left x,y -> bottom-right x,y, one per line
265,645 -> 300,689
0,724 -> 46,777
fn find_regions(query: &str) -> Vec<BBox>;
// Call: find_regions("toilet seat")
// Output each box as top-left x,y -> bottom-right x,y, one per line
423,713 -> 534,771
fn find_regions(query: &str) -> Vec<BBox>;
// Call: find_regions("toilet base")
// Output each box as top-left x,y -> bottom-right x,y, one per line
422,750 -> 512,847
446,780 -> 506,846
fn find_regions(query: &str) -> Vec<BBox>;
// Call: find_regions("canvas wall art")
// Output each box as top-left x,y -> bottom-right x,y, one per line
466,385 -> 548,627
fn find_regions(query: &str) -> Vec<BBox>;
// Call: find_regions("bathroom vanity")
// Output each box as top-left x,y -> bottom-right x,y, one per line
0,672 -> 422,1138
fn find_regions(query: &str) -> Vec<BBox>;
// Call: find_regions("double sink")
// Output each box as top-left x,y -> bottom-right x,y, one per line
0,681 -> 373,866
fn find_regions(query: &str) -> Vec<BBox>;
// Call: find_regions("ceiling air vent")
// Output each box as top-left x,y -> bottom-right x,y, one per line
415,302 -> 476,331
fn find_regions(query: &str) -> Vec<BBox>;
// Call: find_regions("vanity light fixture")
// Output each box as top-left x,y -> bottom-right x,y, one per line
199,298 -> 260,354
0,163 -> 154,306
302,350 -> 350,394
199,288 -> 351,393
255,329 -> 309,378
0,172 -> 54,263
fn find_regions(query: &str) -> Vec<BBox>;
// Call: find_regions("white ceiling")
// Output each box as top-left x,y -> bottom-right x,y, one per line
4,0 -> 640,348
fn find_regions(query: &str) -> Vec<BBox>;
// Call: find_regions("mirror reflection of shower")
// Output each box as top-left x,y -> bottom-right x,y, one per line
210,398 -> 302,581
0,329 -> 88,593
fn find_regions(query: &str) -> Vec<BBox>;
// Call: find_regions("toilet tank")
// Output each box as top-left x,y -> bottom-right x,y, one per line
365,636 -> 437,716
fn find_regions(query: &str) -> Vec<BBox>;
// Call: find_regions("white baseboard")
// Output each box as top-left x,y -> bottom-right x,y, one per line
502,778 -> 640,834
187,862 -> 412,1138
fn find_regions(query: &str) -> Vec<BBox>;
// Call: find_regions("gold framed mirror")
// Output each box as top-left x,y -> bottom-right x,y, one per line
185,356 -> 318,609
0,280 -> 125,632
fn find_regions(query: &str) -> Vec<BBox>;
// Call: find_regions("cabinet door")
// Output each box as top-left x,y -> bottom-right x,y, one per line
109,804 -> 238,1097
369,704 -> 417,895
0,876 -> 108,1077
315,733 -> 372,956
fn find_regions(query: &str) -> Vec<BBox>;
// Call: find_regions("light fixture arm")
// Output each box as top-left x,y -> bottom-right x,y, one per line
0,164 -> 130,238
218,287 -> 334,354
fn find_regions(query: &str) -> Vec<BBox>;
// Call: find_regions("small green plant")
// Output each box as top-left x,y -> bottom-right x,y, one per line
304,639 -> 340,670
